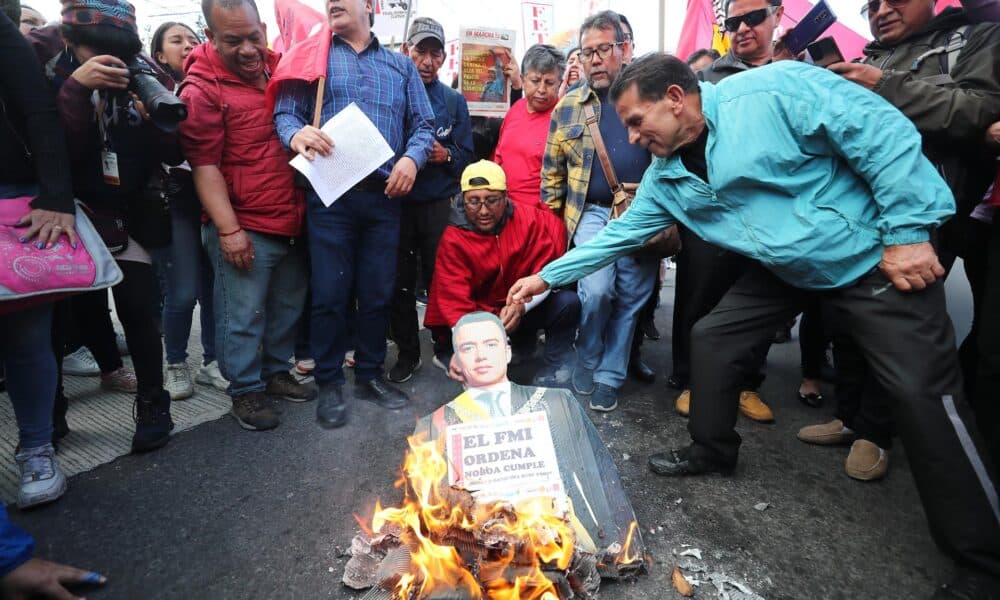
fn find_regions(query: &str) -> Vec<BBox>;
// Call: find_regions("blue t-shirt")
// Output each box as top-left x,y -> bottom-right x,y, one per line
585,89 -> 650,205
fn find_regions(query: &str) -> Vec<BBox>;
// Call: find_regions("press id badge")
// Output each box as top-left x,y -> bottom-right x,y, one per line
101,150 -> 120,186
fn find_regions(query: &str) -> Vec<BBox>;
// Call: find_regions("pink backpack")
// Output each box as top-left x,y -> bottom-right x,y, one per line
0,196 -> 123,314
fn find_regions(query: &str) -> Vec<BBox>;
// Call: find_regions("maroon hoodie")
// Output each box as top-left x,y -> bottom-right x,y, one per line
178,42 -> 303,237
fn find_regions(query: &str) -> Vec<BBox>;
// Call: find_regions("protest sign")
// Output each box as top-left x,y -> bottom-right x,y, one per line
522,0 -> 554,46
445,411 -> 563,502
439,38 -> 461,86
372,0 -> 414,46
459,26 -> 517,118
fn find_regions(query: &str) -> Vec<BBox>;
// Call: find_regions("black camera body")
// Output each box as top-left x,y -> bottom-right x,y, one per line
125,56 -> 187,131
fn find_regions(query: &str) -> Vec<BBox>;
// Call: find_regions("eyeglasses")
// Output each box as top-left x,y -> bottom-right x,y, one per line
860,0 -> 910,16
464,195 -> 504,210
579,42 -> 624,63
723,6 -> 779,32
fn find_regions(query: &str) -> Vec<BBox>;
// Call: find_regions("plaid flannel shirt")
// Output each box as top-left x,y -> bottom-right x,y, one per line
541,82 -> 602,243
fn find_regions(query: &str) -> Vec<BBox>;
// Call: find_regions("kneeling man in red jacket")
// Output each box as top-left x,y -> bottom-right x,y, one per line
424,160 -> 580,386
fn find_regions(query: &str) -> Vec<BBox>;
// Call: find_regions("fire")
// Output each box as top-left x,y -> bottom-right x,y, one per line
367,435 -> 577,599
616,521 -> 640,566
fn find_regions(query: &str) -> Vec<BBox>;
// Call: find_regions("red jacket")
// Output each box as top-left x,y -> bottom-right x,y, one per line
425,200 -> 567,329
178,43 -> 304,236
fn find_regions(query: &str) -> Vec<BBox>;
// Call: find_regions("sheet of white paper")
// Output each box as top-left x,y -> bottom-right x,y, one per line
289,103 -> 394,207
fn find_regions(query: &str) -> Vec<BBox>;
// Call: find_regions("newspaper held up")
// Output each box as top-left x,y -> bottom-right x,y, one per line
288,102 -> 394,207
460,26 -> 516,118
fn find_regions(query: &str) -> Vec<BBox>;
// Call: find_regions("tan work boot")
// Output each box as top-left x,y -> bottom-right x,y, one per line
675,390 -> 690,417
797,418 -> 855,445
845,439 -> 888,481
738,390 -> 774,423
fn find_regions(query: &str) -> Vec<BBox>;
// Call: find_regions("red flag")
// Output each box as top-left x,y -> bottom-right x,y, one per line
265,19 -> 331,115
273,0 -> 326,51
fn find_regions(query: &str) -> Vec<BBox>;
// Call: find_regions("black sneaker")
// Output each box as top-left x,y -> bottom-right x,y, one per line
231,391 -> 280,431
354,377 -> 409,409
589,383 -> 618,412
132,389 -> 173,453
266,372 -> 318,402
640,316 -> 660,340
316,384 -> 347,429
387,357 -> 422,383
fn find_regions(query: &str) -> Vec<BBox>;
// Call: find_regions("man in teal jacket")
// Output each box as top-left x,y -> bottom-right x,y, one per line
508,54 -> 1000,597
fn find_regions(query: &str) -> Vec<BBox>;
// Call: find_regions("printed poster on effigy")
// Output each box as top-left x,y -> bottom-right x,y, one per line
445,411 -> 564,503
459,26 -> 516,118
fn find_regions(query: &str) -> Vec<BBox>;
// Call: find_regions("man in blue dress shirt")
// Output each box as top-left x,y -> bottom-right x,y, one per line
273,0 -> 435,429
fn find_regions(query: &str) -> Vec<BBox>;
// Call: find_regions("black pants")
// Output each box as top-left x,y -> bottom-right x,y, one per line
974,218 -> 1000,471
689,263 -> 1000,576
514,289 -> 581,368
798,302 -> 829,379
389,197 -> 450,362
671,227 -> 758,388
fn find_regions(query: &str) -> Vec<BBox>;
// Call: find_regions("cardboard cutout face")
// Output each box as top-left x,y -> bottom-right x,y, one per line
453,318 -> 512,388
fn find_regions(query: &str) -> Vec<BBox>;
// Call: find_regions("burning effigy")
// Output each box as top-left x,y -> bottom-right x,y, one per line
343,313 -> 646,599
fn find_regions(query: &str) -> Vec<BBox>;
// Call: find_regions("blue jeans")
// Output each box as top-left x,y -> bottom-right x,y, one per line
2,304 -> 56,449
202,223 -> 307,397
307,190 -> 400,386
152,202 -> 216,365
574,204 -> 657,389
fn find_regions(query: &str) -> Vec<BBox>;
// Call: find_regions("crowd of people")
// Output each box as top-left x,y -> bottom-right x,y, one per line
0,0 -> 998,596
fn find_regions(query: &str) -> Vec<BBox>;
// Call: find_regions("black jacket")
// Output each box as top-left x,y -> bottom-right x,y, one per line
0,12 -> 73,213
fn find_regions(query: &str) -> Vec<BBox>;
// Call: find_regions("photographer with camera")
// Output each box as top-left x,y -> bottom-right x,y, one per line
27,0 -> 183,453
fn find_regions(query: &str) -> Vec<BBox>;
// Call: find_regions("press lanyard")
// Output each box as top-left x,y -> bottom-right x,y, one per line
97,94 -> 120,186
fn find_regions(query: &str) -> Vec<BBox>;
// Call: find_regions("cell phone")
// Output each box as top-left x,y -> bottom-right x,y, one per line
784,0 -> 838,55
806,37 -> 845,68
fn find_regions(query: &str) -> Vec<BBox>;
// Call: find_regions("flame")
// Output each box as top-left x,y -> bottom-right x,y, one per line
368,434 -> 577,599
616,521 -> 640,566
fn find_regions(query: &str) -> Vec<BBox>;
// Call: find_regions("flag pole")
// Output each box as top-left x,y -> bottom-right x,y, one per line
401,0 -> 415,48
659,0 -> 666,52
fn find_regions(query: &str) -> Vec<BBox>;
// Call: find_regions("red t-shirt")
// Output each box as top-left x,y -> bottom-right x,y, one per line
493,98 -> 553,208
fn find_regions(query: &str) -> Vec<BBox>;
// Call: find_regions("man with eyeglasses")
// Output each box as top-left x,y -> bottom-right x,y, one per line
387,17 -> 475,385
543,10 -> 655,412
424,160 -> 579,388
667,0 -> 786,425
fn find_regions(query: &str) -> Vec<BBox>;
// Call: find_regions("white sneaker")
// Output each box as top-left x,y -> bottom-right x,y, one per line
63,347 -> 100,376
100,367 -> 138,393
164,363 -> 194,401
195,360 -> 229,392
343,350 -> 356,368
16,444 -> 67,508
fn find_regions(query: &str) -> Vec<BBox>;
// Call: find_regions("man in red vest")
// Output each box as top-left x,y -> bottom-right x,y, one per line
179,0 -> 315,432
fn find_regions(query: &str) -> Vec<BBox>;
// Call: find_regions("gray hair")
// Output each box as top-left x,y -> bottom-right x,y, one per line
579,10 -> 625,45
521,44 -> 566,79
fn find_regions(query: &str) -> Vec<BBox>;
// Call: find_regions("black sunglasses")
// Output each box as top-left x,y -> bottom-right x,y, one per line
724,6 -> 779,32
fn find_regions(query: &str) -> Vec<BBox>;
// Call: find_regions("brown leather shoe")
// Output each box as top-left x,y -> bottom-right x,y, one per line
738,390 -> 774,423
797,419 -> 856,446
675,389 -> 690,417
845,439 -> 888,481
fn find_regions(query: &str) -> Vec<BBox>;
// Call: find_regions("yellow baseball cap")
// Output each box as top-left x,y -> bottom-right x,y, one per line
461,160 -> 507,192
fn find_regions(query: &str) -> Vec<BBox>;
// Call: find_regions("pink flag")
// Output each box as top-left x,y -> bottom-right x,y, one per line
675,0 -> 724,60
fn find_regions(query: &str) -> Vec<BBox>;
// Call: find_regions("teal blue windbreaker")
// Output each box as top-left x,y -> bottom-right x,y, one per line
540,61 -> 955,290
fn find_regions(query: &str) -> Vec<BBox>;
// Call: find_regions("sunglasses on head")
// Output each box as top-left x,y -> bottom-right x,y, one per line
724,6 -> 779,32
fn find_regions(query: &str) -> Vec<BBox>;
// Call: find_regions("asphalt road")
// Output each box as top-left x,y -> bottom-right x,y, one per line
10,267 -> 976,599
